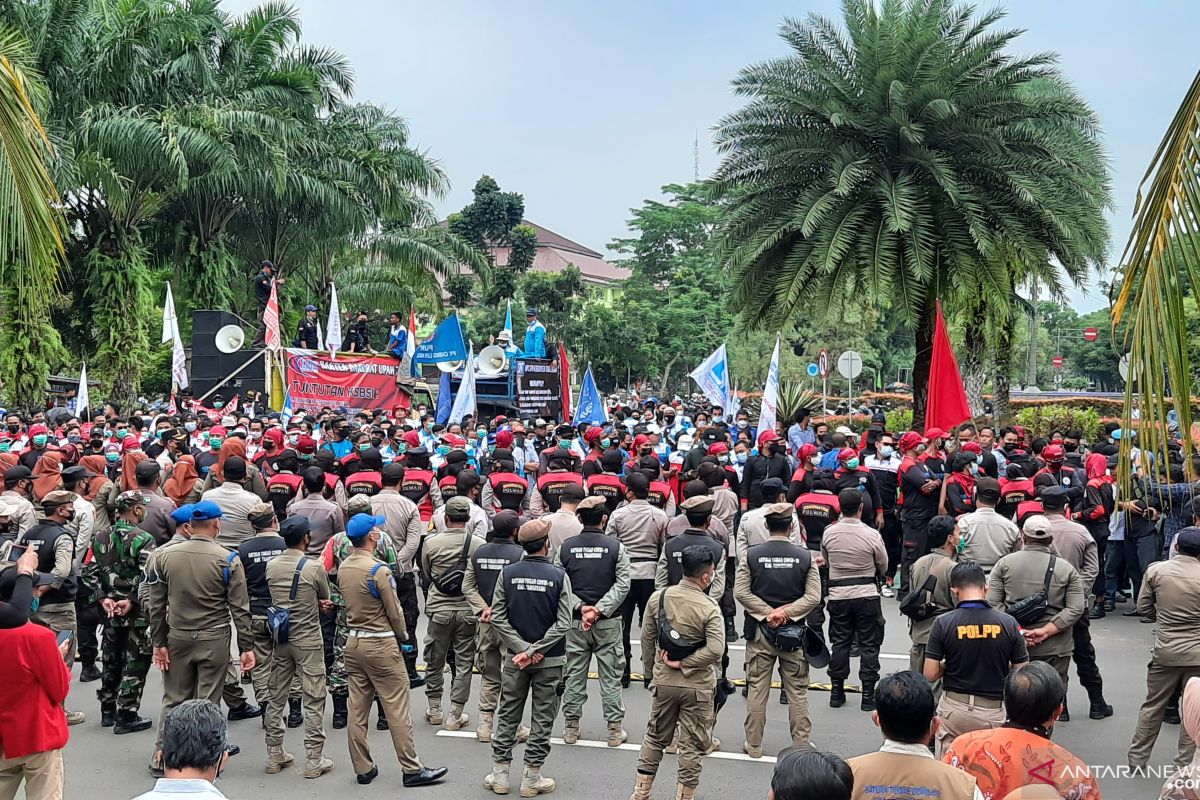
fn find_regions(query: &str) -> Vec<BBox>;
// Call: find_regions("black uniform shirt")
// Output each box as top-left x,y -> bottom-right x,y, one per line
924,600 -> 1028,699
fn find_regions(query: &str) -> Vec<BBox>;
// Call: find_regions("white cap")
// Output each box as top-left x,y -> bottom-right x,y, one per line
646,423 -> 662,435
835,425 -> 853,436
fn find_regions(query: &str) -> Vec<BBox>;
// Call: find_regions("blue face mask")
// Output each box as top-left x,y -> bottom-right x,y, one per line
600,438 -> 611,449
358,442 -> 371,452
436,445 -> 451,456
185,422 -> 197,433
879,445 -> 894,458
736,452 -> 747,465
30,597 -> 39,613
845,457 -> 860,470
976,455 -> 984,465
105,453 -> 120,463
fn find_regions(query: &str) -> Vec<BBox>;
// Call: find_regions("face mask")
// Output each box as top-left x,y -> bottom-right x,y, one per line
106,453 -> 120,463
248,431 -> 261,440
477,428 -> 487,438
955,536 -> 967,554
213,402 -> 224,409
0,442 -> 8,454
600,438 -> 611,449
879,445 -> 894,458
358,442 -> 371,452
423,421 -> 433,430
32,435 -> 47,448
1063,442 -> 1078,453
844,457 -> 860,470
809,455 -> 820,467
209,437 -> 223,448
736,452 -> 748,465
68,435 -> 82,444
185,422 -> 197,433
397,443 -> 408,454
770,443 -> 785,456
117,430 -> 130,439
372,437 -> 383,448
6,424 -> 18,434
288,434 -> 300,445
736,420 -> 748,429
719,455 -> 730,465
976,454 -> 984,465
29,597 -> 38,613
299,453 -> 313,462
969,464 -> 979,476
1003,442 -> 1016,453
436,445 -> 451,456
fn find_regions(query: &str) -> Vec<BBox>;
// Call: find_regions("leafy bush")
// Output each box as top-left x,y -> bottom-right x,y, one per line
886,407 -> 914,433
1014,405 -> 1103,440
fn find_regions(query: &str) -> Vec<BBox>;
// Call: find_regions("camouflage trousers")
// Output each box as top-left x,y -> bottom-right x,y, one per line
97,622 -> 152,711
328,606 -> 350,696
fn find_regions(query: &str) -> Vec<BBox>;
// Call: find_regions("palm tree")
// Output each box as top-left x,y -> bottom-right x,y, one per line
0,27 -> 67,408
710,0 -> 1110,428
1111,69 -> 1200,476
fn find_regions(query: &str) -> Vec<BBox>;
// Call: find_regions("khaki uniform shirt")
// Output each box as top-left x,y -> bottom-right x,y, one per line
370,489 -> 423,573
736,507 -> 803,564
265,550 -> 330,649
545,509 -> 584,555
147,536 -> 253,652
641,581 -> 724,688
987,543 -> 1085,657
821,517 -> 888,601
340,549 -> 407,640
138,492 -> 177,544
1138,554 -> 1200,666
1,490 -> 36,539
202,482 -> 260,549
288,493 -> 346,557
606,499 -> 668,581
420,527 -> 482,614
666,514 -> 729,547
1046,512 -> 1100,594
907,549 -> 957,645
957,507 -> 1020,572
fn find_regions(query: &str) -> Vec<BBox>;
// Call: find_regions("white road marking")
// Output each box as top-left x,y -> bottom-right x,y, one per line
629,641 -> 910,660
434,729 -> 780,764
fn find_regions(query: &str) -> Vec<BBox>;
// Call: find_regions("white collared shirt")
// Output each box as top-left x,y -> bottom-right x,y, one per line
133,778 -> 228,800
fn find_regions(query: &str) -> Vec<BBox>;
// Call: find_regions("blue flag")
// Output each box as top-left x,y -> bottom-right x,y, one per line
572,364 -> 607,425
413,312 -> 468,364
435,369 -> 452,425
503,300 -> 513,340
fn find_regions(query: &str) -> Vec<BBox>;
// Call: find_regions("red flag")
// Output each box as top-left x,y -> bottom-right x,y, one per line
925,301 -> 971,433
558,341 -> 572,422
264,279 -> 282,351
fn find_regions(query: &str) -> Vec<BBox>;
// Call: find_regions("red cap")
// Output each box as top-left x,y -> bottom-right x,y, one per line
120,437 -> 141,453
210,426 -> 228,437
27,423 -> 48,437
632,434 -> 650,451
708,442 -> 729,456
923,427 -> 946,441
296,435 -> 317,455
402,430 -> 421,448
797,443 -> 818,461
837,447 -> 858,462
757,430 -> 778,448
446,435 -> 467,447
1041,444 -> 1065,463
960,441 -> 983,455
584,426 -> 604,444
899,431 -> 926,452
495,430 -> 514,449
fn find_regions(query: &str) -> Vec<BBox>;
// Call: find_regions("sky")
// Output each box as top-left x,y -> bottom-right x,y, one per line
224,0 -> 1200,313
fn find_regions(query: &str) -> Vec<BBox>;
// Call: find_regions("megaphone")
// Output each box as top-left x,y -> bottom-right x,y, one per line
476,345 -> 509,378
436,360 -> 464,373
215,324 -> 245,354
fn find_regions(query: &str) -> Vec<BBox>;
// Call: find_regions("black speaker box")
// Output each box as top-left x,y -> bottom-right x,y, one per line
189,311 -> 265,399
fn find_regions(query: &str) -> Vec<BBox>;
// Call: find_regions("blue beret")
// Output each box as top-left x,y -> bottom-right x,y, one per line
346,513 -> 385,542
170,503 -> 194,524
189,500 -> 224,521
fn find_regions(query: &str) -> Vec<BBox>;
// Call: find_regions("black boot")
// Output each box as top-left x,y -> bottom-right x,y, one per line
1088,695 -> 1114,720
1165,700 -> 1182,725
376,697 -> 389,731
1059,702 -> 1070,722
1088,602 -> 1106,620
725,618 -> 738,643
829,680 -> 846,708
80,662 -> 102,683
287,697 -> 303,728
114,709 -> 153,735
332,694 -> 348,729
227,702 -> 262,721
860,680 -> 877,712
101,702 -> 117,728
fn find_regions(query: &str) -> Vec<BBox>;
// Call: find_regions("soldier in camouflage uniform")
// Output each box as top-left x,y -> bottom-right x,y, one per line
323,494 -> 401,730
88,490 -> 156,735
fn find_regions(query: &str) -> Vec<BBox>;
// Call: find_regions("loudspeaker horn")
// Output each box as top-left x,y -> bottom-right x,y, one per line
436,359 -> 464,373
476,345 -> 508,377
215,324 -> 245,354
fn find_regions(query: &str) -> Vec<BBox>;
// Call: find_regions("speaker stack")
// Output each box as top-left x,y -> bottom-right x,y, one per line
189,310 -> 267,399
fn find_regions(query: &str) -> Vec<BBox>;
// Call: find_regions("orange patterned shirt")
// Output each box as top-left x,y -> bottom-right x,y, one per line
943,727 -> 1101,800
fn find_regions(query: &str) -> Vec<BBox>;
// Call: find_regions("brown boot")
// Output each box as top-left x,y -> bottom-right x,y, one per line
607,720 -> 628,747
563,719 -> 580,745
265,745 -> 294,775
629,774 -> 654,800
303,749 -> 334,779
676,784 -> 696,800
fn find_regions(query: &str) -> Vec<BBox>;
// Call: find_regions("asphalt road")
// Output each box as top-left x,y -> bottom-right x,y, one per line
56,598 -> 1168,800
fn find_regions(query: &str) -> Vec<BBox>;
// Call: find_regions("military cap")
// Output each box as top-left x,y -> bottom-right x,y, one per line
115,490 -> 147,511
41,490 -> 78,510
518,518 -> 552,543
764,502 -> 795,524
445,495 -> 473,522
576,495 -> 608,512
680,495 -> 714,513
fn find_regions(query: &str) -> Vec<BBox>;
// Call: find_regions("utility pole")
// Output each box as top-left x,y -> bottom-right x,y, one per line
1025,278 -> 1039,389
693,131 -> 700,182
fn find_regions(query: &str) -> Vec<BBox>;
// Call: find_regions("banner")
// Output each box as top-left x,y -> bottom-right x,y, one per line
413,312 -> 468,364
264,279 -> 282,351
689,343 -> 729,413
449,345 -> 477,425
283,349 -> 411,414
557,341 -> 572,421
572,364 -> 607,425
516,360 -> 562,420
758,337 -> 780,436
435,369 -> 452,424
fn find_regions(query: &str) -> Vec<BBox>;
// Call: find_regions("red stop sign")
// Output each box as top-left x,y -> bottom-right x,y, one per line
1052,356 -> 1065,368
1083,327 -> 1098,341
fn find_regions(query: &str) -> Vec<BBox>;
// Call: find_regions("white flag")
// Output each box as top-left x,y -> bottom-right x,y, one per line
325,283 -> 342,358
728,381 -> 740,421
449,345 -> 477,425
161,282 -> 179,344
688,344 -> 729,413
171,326 -> 189,390
758,337 -> 781,438
76,363 -> 90,418
316,320 -> 325,351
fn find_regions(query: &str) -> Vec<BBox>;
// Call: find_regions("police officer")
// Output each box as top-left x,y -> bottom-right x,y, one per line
264,515 -> 335,779
629,546 -> 725,800
607,472 -> 669,687
23,489 -> 85,725
372,462 -> 425,686
906,515 -> 959,677
338,512 -> 446,787
1128,525 -> 1200,771
236,503 -> 292,721
656,495 -> 725,600
464,510 -> 529,743
735,503 -> 822,758
923,562 -> 1029,755
1041,485 -> 1112,720
484,519 -> 572,797
295,304 -> 319,349
557,495 -> 631,747
420,495 -> 482,729
736,479 -> 801,563
252,260 -> 279,349
987,514 -> 1086,695
89,490 -> 156,734
146,500 -> 257,775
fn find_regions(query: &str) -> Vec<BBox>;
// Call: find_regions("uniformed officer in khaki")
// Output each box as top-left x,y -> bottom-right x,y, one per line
1129,526 -> 1200,769
146,500 -> 256,775
906,516 -> 959,678
339,512 -> 446,788
420,494 -> 482,729
485,519 -> 573,798
735,503 -> 823,758
556,495 -> 631,747
987,514 -> 1086,687
629,546 -> 726,800
263,515 -> 334,779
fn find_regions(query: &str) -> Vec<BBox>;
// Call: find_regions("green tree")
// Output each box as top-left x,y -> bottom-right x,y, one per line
710,0 -> 1110,427
448,175 -> 533,306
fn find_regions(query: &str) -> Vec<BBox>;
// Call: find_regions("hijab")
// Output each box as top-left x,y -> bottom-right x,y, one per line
79,454 -> 110,501
0,452 -> 17,472
165,454 -> 199,506
120,447 -> 148,491
1085,452 -> 1112,482
31,450 -> 63,501
213,437 -> 247,483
